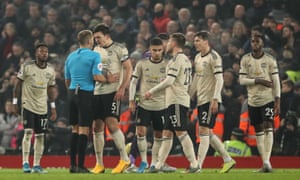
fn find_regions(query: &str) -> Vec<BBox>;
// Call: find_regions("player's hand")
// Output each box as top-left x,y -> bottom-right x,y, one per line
129,100 -> 136,113
114,87 -> 125,101
12,104 -> 19,115
144,92 -> 152,100
210,99 -> 218,114
107,73 -> 120,83
255,79 -> 273,88
49,108 -> 57,121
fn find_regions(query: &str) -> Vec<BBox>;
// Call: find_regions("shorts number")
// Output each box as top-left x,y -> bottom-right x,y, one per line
161,116 -> 165,125
201,111 -> 208,123
265,107 -> 274,118
40,118 -> 48,130
111,101 -> 119,116
169,115 -> 177,127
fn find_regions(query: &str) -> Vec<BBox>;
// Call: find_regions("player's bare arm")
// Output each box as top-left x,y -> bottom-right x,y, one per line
47,85 -> 57,121
12,78 -> 22,114
114,59 -> 132,101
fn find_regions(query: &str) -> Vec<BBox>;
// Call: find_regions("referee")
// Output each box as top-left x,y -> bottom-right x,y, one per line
64,29 -> 117,173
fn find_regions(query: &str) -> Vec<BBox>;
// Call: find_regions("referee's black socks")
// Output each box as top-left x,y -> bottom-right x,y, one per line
78,134 -> 88,168
70,133 -> 78,167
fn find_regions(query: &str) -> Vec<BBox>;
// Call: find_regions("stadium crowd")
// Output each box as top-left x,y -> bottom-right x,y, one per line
0,0 -> 300,157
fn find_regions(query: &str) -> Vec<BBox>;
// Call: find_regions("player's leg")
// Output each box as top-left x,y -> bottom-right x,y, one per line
210,132 -> 235,173
197,103 -> 211,170
31,114 -> 48,174
152,109 -> 176,172
136,125 -> 148,173
135,107 -> 149,173
68,91 -> 79,173
21,108 -> 33,173
174,105 -> 199,173
262,102 -> 275,172
91,95 -> 105,174
207,106 -> 235,173
76,91 -> 94,173
249,105 -> 268,172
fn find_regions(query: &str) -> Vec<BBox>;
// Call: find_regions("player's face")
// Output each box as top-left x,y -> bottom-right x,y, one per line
150,45 -> 163,61
94,31 -> 108,47
36,46 -> 48,62
251,36 -> 263,52
193,36 -> 206,52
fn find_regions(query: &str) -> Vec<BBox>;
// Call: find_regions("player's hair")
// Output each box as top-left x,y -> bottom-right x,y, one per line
171,33 -> 185,48
77,30 -> 93,45
150,37 -> 163,46
194,31 -> 211,41
157,33 -> 169,40
35,43 -> 48,50
93,23 -> 110,35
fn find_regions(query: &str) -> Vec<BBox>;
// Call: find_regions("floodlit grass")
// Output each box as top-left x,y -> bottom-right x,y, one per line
0,168 -> 300,180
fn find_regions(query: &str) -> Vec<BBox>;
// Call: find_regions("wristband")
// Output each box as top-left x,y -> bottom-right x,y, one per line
13,98 -> 18,105
50,102 -> 56,108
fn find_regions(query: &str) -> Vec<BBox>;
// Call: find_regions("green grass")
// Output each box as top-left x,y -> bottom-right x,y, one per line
1,168 -> 300,180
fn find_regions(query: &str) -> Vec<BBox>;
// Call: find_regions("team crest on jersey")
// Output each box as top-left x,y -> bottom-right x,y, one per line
160,67 -> 165,73
107,50 -> 113,56
261,63 -> 267,68
46,72 -> 52,79
97,63 -> 103,71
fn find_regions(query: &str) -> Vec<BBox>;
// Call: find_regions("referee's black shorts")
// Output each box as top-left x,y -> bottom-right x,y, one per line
68,89 -> 94,127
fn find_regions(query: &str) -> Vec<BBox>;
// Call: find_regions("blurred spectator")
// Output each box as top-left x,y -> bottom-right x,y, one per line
221,69 -> 244,140
164,0 -> 178,20
280,80 -> 295,122
0,99 -> 20,150
176,8 -> 192,34
214,30 -> 232,55
126,2 -> 152,38
166,20 -> 179,35
215,128 -> 252,156
0,41 -> 30,76
275,114 -> 300,156
245,0 -> 270,27
0,3 -> 24,36
225,4 -> 248,29
231,20 -> 248,46
0,22 -> 19,60
25,25 -> 43,57
135,20 -> 154,47
25,2 -> 46,33
189,0 -> 205,22
209,22 -> 222,46
196,3 -> 218,31
47,117 -> 71,155
111,18 -> 132,49
152,2 -> 170,34
43,29 -> 63,58
268,0 -> 288,24
110,0 -> 133,21
216,0 -> 233,21
88,5 -> 109,28
87,0 -> 101,18
222,39 -> 242,71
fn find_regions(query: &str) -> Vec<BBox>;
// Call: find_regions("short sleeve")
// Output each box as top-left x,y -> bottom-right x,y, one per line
93,53 -> 102,75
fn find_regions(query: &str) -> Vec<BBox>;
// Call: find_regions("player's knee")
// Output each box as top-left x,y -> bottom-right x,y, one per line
24,129 -> 33,135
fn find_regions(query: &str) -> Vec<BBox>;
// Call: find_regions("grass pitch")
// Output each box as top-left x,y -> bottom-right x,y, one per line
0,168 -> 300,180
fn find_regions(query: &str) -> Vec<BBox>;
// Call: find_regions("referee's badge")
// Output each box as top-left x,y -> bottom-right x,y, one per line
97,63 -> 103,71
